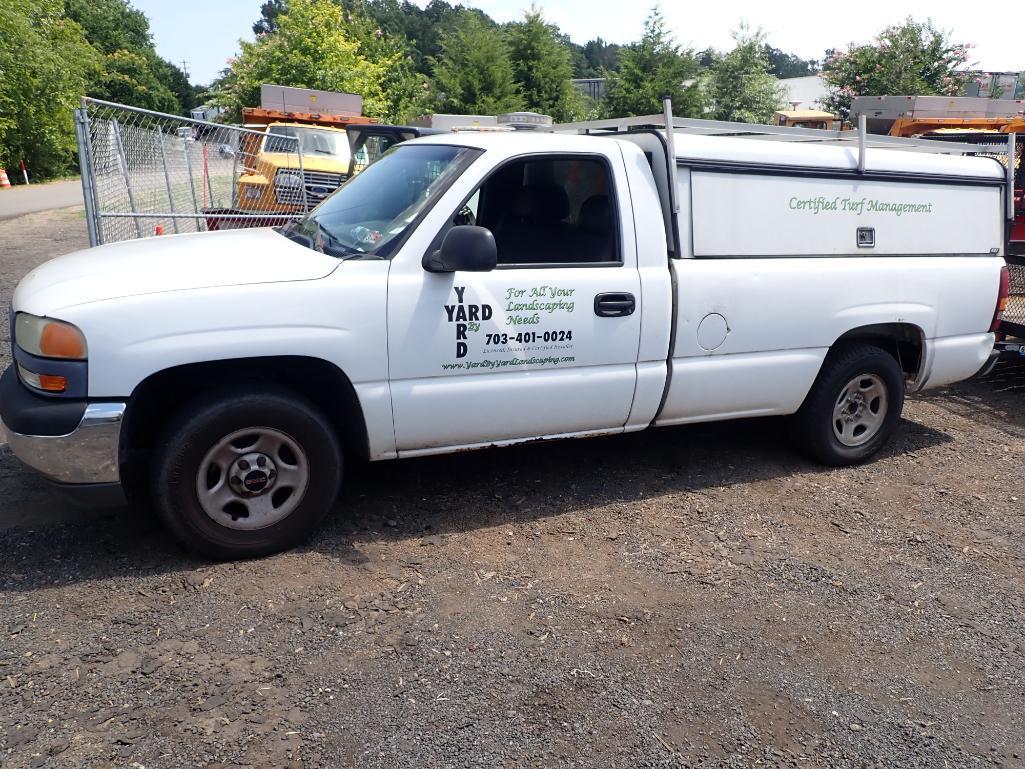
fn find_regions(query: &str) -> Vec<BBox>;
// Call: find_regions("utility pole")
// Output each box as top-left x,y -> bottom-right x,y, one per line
180,60 -> 190,80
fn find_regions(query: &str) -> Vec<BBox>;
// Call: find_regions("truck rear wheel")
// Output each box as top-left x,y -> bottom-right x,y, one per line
793,342 -> 905,466
152,388 -> 342,559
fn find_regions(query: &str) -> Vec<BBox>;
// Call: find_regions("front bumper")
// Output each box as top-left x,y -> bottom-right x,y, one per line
0,366 -> 126,484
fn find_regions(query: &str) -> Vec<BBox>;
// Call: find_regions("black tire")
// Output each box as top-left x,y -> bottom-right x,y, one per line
792,342 -> 905,466
152,388 -> 342,559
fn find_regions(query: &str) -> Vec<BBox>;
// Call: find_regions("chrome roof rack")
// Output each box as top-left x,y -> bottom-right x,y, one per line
552,99 -> 1017,222
551,111 -> 993,155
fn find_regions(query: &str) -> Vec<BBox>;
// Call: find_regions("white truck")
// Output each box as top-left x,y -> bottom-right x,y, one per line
1,116 -> 1011,558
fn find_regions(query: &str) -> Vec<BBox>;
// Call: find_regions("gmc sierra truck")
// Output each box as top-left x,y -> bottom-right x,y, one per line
1,121 -> 1009,558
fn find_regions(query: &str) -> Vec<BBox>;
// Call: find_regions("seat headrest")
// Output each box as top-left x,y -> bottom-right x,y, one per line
513,184 -> 570,222
579,195 -> 611,234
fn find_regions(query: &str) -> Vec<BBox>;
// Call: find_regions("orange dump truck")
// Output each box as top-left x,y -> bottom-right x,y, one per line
234,86 -> 377,217
771,109 -> 845,130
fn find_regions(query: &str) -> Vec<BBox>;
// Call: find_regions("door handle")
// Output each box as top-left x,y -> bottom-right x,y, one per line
594,292 -> 636,317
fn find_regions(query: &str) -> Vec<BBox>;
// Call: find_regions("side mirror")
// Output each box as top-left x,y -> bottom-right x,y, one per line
423,225 -> 497,273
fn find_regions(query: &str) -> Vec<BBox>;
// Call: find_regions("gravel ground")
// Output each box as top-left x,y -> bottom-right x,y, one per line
1,209 -> 1024,768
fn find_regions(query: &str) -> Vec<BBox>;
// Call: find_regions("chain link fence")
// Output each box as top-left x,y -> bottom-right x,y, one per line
74,98 -> 318,246
1004,255 -> 1025,335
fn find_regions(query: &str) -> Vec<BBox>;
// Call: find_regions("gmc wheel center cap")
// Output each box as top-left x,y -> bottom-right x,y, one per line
230,453 -> 277,496
243,470 -> 269,493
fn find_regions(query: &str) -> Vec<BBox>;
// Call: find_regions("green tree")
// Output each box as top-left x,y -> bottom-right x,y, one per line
343,0 -> 433,123
252,0 -> 287,34
764,46 -> 818,79
706,27 -> 786,123
252,0 -> 500,74
154,59 -> 199,113
64,0 -> 150,53
506,7 -> 581,121
93,49 -> 180,112
224,0 -> 396,120
602,7 -> 703,118
357,0 -> 496,72
432,11 -> 520,114
65,0 -> 187,113
822,18 -> 972,122
0,0 -> 99,180
580,38 -> 619,76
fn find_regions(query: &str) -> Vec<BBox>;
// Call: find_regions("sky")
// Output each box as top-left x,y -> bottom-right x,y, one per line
133,0 -> 1021,86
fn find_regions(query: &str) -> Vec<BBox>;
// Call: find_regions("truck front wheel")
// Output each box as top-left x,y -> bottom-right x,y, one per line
793,342 -> 905,466
152,388 -> 342,559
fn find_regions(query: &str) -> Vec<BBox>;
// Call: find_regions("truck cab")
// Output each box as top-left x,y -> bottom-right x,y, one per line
236,122 -> 355,212
1,124 -> 1008,559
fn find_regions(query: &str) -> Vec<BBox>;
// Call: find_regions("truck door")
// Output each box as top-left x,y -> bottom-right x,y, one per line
387,150 -> 642,453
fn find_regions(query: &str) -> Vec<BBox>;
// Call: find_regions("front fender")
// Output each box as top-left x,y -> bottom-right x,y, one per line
57,263 -> 391,399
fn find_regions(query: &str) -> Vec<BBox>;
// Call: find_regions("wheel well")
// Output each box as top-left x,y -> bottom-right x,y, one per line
122,356 -> 370,463
834,323 -> 924,382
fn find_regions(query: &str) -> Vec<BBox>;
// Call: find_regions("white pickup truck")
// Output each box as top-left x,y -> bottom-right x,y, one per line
2,123 -> 1010,558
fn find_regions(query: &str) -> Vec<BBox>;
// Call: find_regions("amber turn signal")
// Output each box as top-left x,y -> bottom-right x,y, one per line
38,374 -> 68,393
39,322 -> 87,359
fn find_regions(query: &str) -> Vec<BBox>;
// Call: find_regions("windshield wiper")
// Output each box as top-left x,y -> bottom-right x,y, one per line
277,219 -> 359,258
277,221 -> 315,250
312,221 -> 364,259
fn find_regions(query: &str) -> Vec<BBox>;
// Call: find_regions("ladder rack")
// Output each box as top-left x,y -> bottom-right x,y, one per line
553,104 -> 1018,223
551,112 -> 997,155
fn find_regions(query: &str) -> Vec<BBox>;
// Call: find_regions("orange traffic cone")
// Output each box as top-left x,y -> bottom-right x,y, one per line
154,225 -> 164,236
0,169 -> 10,189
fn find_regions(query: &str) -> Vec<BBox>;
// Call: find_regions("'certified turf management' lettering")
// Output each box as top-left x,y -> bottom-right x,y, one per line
789,196 -> 934,216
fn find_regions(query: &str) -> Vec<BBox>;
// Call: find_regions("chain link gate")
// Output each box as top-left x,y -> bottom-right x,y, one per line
74,98 -> 312,247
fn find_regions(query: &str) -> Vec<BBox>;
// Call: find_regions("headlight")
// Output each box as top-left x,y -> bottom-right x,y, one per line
15,313 -> 87,359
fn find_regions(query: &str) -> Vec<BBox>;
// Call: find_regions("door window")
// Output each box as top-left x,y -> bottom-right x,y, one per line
453,156 -> 619,266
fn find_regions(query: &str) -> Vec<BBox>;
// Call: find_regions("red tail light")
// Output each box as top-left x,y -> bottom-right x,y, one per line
990,265 -> 1010,333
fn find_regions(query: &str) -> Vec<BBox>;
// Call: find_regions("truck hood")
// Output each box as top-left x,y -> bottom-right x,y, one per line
13,228 -> 341,315
263,153 -> 350,174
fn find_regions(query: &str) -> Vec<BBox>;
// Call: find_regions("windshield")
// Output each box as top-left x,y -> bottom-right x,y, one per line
263,125 -> 350,160
280,144 -> 481,259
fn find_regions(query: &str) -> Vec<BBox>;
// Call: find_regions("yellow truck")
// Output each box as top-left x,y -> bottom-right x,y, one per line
207,86 -> 436,229
235,106 -> 377,216
772,109 -> 845,130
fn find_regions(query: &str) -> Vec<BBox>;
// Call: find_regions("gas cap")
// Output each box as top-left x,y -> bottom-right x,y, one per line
697,313 -> 729,351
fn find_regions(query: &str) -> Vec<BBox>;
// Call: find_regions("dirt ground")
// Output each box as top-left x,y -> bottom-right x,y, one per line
2,208 -> 1025,768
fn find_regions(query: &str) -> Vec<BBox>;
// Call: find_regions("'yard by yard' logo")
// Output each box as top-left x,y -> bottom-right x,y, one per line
445,286 -> 492,359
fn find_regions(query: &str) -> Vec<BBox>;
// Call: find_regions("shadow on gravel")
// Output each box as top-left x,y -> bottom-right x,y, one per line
929,357 -> 1025,437
0,414 -> 952,590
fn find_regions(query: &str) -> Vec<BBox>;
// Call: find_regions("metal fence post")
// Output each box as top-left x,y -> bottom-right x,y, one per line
156,129 -> 180,234
74,106 -> 100,248
230,143 -> 240,209
1009,132 -> 1018,223
182,136 -> 201,227
295,138 -> 309,212
111,118 -> 143,238
203,143 -> 216,209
